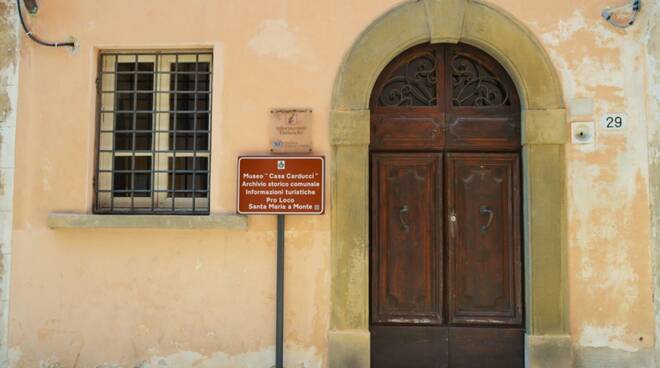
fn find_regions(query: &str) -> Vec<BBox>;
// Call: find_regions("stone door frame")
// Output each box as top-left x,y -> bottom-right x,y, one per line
328,1 -> 572,367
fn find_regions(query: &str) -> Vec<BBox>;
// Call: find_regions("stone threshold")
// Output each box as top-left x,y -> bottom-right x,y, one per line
48,212 -> 248,230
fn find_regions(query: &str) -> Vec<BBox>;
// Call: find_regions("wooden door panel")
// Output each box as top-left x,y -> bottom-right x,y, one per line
446,153 -> 522,326
372,326 -> 449,368
449,327 -> 524,368
445,114 -> 520,151
371,113 -> 445,151
371,153 -> 443,324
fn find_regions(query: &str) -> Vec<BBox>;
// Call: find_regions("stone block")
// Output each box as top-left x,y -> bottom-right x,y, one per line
331,145 -> 369,330
328,329 -> 370,368
524,144 -> 567,335
523,109 -> 567,145
422,0 -> 466,43
329,110 -> 370,146
526,334 -> 573,368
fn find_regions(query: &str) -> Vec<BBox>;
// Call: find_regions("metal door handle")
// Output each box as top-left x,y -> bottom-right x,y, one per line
399,205 -> 410,232
480,205 -> 493,233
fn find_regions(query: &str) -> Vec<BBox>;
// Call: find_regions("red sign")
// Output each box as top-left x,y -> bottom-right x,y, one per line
237,156 -> 325,215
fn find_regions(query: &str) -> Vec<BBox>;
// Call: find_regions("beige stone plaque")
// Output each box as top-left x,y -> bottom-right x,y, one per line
270,109 -> 312,153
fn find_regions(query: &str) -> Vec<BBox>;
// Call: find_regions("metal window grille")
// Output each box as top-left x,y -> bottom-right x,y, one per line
94,51 -> 213,214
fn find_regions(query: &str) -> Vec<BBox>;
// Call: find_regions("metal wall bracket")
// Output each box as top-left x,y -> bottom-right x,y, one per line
23,0 -> 38,14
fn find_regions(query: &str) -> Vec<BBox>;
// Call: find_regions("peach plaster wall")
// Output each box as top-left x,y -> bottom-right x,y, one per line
7,1 -> 658,367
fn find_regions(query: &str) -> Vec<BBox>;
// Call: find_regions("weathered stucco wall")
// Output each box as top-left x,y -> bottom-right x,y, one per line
518,0 -> 658,366
0,0 -> 18,366
476,1 -> 658,366
648,2 -> 660,368
10,1 -> 402,367
8,0 -> 659,367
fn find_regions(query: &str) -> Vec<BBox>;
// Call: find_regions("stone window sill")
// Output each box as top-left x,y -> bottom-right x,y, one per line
48,212 -> 248,230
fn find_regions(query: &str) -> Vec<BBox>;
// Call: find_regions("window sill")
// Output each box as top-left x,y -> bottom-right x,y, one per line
48,212 -> 248,230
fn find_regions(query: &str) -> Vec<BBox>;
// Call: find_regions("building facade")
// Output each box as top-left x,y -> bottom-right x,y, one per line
1,0 -> 659,367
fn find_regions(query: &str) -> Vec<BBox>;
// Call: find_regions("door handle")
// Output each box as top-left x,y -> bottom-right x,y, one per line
480,205 -> 494,233
399,205 -> 410,232
448,210 -> 457,239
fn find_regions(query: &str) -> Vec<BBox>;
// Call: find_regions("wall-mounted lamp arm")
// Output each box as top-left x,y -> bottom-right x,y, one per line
16,0 -> 76,48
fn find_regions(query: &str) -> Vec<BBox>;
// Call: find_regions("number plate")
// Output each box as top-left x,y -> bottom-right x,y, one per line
600,113 -> 626,130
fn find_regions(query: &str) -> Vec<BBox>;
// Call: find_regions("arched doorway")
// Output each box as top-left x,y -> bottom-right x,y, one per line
369,43 -> 522,367
327,1 -> 570,367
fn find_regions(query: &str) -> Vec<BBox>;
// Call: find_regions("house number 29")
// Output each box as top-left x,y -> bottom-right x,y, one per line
601,113 -> 627,130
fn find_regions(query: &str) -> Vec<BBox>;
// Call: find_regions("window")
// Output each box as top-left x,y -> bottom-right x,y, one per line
95,51 -> 213,214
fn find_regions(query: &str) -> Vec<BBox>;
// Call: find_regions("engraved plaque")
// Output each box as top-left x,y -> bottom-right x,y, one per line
270,109 -> 312,153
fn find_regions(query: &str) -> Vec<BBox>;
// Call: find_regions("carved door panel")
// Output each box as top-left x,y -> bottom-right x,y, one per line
370,153 -> 447,368
446,153 -> 522,326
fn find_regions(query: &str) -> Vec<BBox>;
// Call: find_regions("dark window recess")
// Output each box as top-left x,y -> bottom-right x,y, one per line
113,156 -> 152,197
95,52 -> 213,214
168,157 -> 209,198
169,63 -> 211,151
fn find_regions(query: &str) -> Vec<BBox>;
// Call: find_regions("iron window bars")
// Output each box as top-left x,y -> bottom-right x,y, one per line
95,51 -> 213,214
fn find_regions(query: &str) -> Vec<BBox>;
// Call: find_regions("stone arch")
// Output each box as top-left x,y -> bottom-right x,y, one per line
328,1 -> 571,367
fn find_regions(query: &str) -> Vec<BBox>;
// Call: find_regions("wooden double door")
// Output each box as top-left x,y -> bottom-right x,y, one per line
369,43 -> 524,368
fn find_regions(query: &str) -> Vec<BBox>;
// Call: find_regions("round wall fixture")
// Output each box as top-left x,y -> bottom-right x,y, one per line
602,0 -> 641,28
